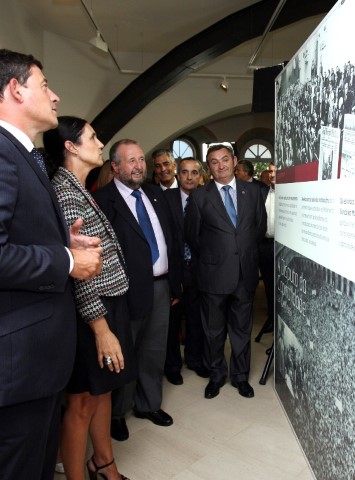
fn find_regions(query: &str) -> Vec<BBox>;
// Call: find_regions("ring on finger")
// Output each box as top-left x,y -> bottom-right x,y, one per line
104,356 -> 113,366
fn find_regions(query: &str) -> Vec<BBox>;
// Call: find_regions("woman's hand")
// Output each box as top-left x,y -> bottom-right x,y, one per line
89,317 -> 124,373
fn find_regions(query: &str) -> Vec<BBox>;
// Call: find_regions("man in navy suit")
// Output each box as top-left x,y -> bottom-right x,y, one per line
185,144 -> 266,400
164,158 -> 210,384
0,49 -> 102,479
93,139 -> 181,439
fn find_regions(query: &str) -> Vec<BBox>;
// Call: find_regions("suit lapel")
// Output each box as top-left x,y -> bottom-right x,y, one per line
0,128 -> 70,245
142,185 -> 168,237
236,179 -> 247,223
207,181 -> 235,229
171,189 -> 184,234
108,182 -> 146,240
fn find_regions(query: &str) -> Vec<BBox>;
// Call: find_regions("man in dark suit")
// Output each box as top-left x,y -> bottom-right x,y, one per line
164,158 -> 210,384
0,49 -> 102,480
258,161 -> 276,334
185,144 -> 266,400
235,159 -> 270,193
93,139 -> 181,439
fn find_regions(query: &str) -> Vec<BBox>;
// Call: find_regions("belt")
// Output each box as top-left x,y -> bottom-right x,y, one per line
153,273 -> 168,281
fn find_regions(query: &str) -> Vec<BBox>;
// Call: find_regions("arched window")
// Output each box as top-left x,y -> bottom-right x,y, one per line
172,139 -> 194,159
240,139 -> 274,177
243,141 -> 272,161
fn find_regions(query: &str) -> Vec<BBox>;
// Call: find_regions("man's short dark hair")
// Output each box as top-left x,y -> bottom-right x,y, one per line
237,159 -> 254,177
0,49 -> 42,99
177,157 -> 203,174
206,144 -> 234,163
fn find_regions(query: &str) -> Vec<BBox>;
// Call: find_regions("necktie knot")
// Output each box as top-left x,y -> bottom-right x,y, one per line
131,189 -> 142,200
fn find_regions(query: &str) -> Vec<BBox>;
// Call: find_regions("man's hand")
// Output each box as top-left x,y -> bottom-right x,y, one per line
70,248 -> 103,280
70,218 -> 101,249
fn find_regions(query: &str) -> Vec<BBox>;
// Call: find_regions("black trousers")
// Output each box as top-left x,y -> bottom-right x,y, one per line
258,238 -> 275,323
0,392 -> 62,480
200,278 -> 254,385
183,268 -> 205,370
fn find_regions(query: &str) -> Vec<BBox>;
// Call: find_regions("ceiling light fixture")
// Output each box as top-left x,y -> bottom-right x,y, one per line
220,77 -> 229,92
89,30 -> 108,52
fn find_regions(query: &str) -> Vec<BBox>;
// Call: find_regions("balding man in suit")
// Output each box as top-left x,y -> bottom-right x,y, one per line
185,144 -> 266,400
93,139 -> 181,440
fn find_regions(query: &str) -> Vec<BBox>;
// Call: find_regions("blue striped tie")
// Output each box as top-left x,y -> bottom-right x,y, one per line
183,197 -> 191,261
222,185 -> 237,227
131,190 -> 159,264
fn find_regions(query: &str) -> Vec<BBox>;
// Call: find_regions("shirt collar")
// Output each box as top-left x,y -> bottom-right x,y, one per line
160,177 -> 178,190
0,120 -> 34,152
114,177 -> 144,199
214,176 -> 236,191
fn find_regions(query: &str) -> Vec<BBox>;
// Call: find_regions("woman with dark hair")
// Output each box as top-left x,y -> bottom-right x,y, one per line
43,116 -> 134,480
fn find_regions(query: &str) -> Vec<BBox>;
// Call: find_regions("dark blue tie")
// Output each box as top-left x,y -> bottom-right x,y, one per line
222,185 -> 237,227
131,190 -> 159,264
183,197 -> 191,261
31,148 -> 48,178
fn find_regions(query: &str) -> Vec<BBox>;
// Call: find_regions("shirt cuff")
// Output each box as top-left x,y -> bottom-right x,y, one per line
65,247 -> 74,273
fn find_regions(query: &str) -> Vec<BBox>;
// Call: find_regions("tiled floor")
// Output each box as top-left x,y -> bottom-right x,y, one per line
54,283 -> 314,480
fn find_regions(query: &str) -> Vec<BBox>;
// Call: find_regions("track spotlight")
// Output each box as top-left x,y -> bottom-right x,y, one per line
220,77 -> 229,92
89,31 -> 108,52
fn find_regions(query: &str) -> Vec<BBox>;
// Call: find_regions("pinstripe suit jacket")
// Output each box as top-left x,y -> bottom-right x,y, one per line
0,127 -> 76,406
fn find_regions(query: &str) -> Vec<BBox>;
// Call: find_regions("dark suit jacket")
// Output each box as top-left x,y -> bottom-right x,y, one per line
0,127 -> 76,406
261,184 -> 271,203
253,178 -> 270,194
184,179 -> 267,295
164,188 -> 184,261
93,181 -> 181,320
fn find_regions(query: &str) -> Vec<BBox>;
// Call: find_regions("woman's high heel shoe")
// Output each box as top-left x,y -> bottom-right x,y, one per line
87,456 -> 130,480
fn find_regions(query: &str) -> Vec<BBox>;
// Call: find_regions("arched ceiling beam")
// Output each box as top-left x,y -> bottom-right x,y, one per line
92,0 -> 336,144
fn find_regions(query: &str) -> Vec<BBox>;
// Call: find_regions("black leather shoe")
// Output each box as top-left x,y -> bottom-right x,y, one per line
204,381 -> 223,399
232,381 -> 254,398
110,417 -> 129,441
165,372 -> 183,385
187,366 -> 210,378
133,408 -> 173,426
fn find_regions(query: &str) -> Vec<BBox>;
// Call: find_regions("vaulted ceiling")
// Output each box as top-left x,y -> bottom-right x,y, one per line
19,0 -> 337,143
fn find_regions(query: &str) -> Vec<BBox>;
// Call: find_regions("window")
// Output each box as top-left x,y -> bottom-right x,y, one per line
172,139 -> 194,159
240,139 -> 273,177
244,142 -> 272,161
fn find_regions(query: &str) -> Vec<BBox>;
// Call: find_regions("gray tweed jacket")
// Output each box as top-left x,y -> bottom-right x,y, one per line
52,167 -> 128,322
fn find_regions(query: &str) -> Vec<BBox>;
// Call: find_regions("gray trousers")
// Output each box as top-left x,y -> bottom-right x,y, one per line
112,278 -> 170,415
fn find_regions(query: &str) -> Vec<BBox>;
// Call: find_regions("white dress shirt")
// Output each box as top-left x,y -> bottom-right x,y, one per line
265,187 -> 275,238
114,178 -> 168,276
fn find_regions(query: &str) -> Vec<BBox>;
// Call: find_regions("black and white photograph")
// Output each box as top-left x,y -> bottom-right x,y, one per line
275,243 -> 355,480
